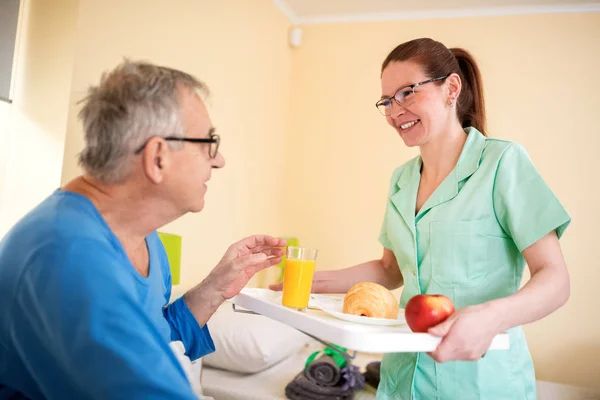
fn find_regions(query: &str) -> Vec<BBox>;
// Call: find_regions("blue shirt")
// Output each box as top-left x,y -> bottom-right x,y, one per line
0,190 -> 215,399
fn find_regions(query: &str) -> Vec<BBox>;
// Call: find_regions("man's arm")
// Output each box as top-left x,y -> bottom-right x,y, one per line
160,235 -> 284,360
163,296 -> 215,361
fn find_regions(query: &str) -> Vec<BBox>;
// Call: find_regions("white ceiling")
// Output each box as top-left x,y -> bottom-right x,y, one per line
273,0 -> 600,24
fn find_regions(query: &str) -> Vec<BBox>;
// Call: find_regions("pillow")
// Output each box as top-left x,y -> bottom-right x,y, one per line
203,302 -> 312,374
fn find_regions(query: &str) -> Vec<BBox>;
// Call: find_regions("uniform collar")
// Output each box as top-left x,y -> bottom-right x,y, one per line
396,126 -> 485,191
391,127 -> 486,233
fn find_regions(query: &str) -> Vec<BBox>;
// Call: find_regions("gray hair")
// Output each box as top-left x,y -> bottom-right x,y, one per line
77,59 -> 209,183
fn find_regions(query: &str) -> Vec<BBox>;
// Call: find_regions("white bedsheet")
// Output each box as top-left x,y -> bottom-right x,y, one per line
201,342 -> 377,400
201,343 -> 600,400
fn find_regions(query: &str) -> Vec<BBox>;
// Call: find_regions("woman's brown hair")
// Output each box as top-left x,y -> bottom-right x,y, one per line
381,38 -> 487,136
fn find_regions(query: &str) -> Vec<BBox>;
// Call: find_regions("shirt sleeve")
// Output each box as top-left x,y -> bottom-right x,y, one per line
163,297 -> 215,361
152,232 -> 215,361
13,239 -> 198,400
493,143 -> 571,252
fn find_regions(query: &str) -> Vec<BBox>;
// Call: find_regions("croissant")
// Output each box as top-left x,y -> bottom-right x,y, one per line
342,282 -> 399,319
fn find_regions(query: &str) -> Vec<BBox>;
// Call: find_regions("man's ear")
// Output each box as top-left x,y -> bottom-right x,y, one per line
142,137 -> 170,184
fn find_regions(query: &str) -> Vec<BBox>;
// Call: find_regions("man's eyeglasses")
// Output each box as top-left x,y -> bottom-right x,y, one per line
135,134 -> 221,158
375,75 -> 449,116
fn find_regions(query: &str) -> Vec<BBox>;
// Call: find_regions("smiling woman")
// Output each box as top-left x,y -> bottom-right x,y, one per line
300,37 -> 571,400
379,40 -> 487,150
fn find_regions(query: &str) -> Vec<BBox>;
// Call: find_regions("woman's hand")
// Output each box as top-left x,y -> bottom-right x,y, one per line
268,270 -> 334,293
427,303 -> 502,363
270,248 -> 403,294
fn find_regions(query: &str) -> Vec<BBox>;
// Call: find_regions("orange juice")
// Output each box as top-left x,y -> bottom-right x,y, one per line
282,259 -> 316,308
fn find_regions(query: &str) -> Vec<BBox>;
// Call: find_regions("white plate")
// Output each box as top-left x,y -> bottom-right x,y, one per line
308,293 -> 345,310
319,302 -> 406,326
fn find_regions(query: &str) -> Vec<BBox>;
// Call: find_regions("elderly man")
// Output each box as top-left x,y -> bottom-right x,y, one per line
0,61 -> 285,399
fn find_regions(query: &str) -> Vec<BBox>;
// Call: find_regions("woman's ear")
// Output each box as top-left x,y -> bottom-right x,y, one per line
446,73 -> 462,106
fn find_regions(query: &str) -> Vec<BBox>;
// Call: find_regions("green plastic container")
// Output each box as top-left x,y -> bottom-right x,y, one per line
277,237 -> 299,283
158,232 -> 182,285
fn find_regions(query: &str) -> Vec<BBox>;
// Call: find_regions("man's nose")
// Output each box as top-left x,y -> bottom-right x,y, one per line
212,152 -> 225,169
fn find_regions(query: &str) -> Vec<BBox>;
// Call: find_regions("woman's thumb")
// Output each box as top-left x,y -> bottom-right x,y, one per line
428,316 -> 455,337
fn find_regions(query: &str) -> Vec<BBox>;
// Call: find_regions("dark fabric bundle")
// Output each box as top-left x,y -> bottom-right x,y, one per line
285,372 -> 353,400
285,354 -> 364,400
305,354 -> 342,387
363,361 -> 381,389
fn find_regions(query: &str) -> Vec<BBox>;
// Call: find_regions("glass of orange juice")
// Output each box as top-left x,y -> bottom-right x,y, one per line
282,246 -> 318,311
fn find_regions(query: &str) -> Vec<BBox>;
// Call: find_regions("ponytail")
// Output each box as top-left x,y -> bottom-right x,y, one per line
450,48 -> 487,135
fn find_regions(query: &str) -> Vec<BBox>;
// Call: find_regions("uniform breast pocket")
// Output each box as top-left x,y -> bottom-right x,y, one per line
430,220 -> 488,288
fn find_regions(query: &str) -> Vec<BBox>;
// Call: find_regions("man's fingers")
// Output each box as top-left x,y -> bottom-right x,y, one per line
248,246 -> 285,257
246,257 -> 282,278
240,235 -> 287,249
235,253 -> 282,273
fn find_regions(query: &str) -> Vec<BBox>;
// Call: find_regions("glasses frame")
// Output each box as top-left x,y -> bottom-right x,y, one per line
375,75 -> 449,116
134,134 -> 221,158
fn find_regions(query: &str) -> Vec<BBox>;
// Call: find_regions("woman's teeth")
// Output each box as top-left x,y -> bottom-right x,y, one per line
400,120 -> 419,130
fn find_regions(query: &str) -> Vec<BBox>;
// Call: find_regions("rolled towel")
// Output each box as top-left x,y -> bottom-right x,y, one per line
305,354 -> 341,387
285,364 -> 364,400
285,372 -> 352,400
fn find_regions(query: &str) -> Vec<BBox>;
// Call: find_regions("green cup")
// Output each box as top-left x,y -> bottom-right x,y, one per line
277,237 -> 299,283
158,232 -> 182,285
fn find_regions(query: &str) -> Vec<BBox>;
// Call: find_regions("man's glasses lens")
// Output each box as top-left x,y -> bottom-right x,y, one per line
209,135 -> 220,158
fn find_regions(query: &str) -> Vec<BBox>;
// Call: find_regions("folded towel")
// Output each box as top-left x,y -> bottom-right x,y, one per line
285,354 -> 364,400
285,372 -> 353,400
305,354 -> 341,387
363,361 -> 381,389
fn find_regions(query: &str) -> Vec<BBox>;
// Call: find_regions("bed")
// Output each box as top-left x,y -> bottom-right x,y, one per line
197,303 -> 600,400
202,341 -> 378,400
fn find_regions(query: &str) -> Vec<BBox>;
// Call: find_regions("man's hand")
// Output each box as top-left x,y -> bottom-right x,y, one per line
184,235 -> 286,326
210,235 -> 286,300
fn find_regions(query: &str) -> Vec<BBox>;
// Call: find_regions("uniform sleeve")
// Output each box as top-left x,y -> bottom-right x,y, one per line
378,213 -> 393,250
493,143 -> 571,252
378,168 -> 402,250
13,239 -> 198,400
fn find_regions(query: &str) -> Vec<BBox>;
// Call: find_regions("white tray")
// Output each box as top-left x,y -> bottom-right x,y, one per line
229,288 -> 510,354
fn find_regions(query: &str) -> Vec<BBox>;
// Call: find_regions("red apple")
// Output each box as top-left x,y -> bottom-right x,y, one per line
405,294 -> 455,333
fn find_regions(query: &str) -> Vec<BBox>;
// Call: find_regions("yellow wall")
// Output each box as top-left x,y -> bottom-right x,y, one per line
287,13 -> 600,388
0,0 -> 79,237
4,0 -> 597,389
60,0 -> 293,295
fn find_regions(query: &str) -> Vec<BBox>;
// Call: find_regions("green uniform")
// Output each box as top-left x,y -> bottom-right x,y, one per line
377,127 -> 570,400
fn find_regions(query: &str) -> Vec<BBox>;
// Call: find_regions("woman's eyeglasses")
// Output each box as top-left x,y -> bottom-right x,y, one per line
375,75 -> 449,116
